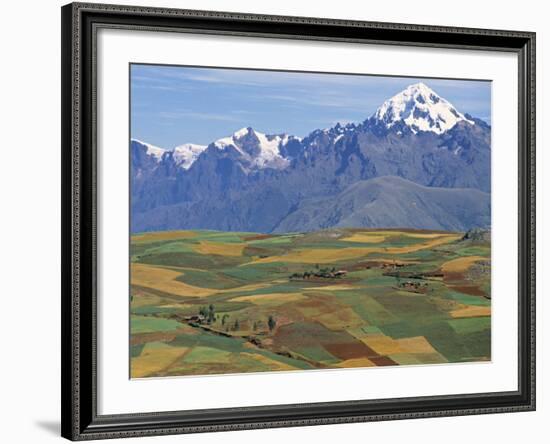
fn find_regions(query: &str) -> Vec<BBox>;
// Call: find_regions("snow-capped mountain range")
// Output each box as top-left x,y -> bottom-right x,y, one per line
135,127 -> 300,171
131,83 -> 491,233
212,127 -> 299,170
134,83 -> 478,171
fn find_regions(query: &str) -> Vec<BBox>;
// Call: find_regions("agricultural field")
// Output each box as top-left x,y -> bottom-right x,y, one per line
130,228 -> 491,378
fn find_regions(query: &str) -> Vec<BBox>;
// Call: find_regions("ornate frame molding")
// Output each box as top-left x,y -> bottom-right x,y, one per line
61,2 -> 535,440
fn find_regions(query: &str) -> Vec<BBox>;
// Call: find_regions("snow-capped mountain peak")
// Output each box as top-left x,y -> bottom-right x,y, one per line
373,82 -> 474,134
172,143 -> 207,170
213,127 -> 254,148
251,130 -> 288,167
213,127 -> 291,169
233,127 -> 252,139
132,138 -> 166,162
132,138 -> 207,169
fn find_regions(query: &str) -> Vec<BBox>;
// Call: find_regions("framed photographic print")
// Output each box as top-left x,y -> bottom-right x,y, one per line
61,2 -> 536,440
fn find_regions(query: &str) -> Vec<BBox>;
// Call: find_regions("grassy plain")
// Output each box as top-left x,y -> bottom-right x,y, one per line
130,228 -> 491,377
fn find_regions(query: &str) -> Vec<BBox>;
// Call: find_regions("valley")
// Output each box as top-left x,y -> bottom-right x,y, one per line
130,228 -> 491,377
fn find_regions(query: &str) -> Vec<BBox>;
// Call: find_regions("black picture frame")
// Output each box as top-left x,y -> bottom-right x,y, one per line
61,2 -> 536,440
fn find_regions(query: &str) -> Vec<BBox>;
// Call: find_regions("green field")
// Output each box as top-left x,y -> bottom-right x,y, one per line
130,228 -> 491,377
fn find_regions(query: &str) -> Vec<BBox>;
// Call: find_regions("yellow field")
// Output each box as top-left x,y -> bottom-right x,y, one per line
450,305 -> 491,318
131,342 -> 189,378
158,303 -> 195,310
247,247 -> 372,264
132,230 -> 197,243
361,334 -> 403,355
335,357 -> 376,368
341,233 -> 387,243
441,255 -> 488,273
248,234 -> 461,265
397,336 -> 439,354
392,232 -> 453,239
131,263 -> 217,297
132,263 -> 275,298
358,334 -> 440,356
306,284 -> 358,291
149,265 -> 206,272
230,292 -> 306,305
194,240 -> 246,257
351,230 -> 453,239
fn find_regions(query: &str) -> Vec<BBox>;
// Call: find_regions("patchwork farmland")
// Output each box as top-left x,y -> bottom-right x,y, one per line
130,228 -> 491,377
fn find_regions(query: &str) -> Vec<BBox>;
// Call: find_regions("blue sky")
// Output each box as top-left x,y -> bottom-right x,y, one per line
131,64 -> 491,149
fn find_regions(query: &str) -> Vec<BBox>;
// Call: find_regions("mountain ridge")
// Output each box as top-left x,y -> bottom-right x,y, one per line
131,83 -> 491,233
273,176 -> 491,233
